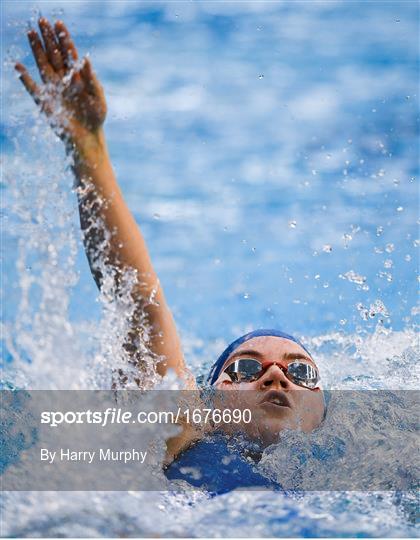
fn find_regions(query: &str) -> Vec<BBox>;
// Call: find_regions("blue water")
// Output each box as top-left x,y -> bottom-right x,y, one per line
1,0 -> 419,537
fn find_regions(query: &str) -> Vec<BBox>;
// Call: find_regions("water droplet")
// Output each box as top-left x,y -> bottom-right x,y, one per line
370,299 -> 390,318
288,220 -> 297,228
258,74 -> 264,79
372,108 -> 377,113
342,233 -> 352,248
384,259 -> 393,269
322,244 -> 332,253
243,292 -> 250,299
311,169 -> 317,175
153,213 -> 160,220
378,271 -> 393,282
376,226 -> 384,236
314,274 -> 320,280
340,270 -> 367,285
357,300 -> 389,320
397,206 -> 404,212
323,282 -> 329,288
405,254 -> 411,262
385,243 -> 394,253
339,319 -> 347,325
356,303 -> 369,321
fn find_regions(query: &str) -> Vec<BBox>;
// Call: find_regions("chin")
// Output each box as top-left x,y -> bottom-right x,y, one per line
246,412 -> 297,445
257,430 -> 281,446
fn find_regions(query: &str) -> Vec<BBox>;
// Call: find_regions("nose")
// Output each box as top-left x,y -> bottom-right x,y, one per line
257,363 -> 292,390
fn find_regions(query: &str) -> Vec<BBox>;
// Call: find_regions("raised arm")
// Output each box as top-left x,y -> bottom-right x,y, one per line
16,18 -> 189,383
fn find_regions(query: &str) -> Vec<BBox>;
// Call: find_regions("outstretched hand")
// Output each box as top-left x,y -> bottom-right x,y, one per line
15,18 -> 107,151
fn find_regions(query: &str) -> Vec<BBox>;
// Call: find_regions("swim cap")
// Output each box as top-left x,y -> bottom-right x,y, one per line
207,329 -> 311,385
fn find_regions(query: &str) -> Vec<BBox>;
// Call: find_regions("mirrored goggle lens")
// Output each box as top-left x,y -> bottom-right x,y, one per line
224,359 -> 262,382
223,358 -> 319,388
287,361 -> 319,389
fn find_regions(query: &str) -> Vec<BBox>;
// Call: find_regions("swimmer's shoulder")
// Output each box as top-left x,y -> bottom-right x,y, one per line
164,419 -> 205,467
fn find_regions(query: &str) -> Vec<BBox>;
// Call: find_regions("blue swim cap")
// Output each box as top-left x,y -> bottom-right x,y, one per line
207,329 -> 311,385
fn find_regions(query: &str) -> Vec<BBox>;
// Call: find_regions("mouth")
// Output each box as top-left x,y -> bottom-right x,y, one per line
260,390 -> 291,409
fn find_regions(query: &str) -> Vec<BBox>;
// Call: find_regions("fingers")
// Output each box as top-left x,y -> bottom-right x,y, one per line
54,20 -> 78,70
38,18 -> 64,74
15,62 -> 41,104
27,29 -> 57,83
19,17 -> 96,115
25,18 -> 83,85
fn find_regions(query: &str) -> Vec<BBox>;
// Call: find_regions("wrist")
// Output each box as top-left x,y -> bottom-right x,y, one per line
68,128 -> 108,168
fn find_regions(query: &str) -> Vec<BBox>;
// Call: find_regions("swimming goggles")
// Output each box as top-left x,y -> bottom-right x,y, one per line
223,358 -> 320,389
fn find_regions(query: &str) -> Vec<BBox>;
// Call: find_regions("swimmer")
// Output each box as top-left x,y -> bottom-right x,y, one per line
16,18 -> 325,488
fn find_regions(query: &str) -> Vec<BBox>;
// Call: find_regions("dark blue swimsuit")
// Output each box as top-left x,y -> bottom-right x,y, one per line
165,432 -> 280,495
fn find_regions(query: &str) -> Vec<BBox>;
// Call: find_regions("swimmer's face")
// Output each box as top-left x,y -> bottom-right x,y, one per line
212,336 -> 325,445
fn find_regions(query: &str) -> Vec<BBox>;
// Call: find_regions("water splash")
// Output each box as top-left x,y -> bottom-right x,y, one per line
3,107 -> 162,392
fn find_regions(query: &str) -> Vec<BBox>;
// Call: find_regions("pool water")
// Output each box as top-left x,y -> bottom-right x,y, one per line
2,1 -> 419,537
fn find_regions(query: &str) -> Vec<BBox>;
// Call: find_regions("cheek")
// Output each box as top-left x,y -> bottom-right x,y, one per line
214,382 -> 260,410
294,390 -> 325,428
